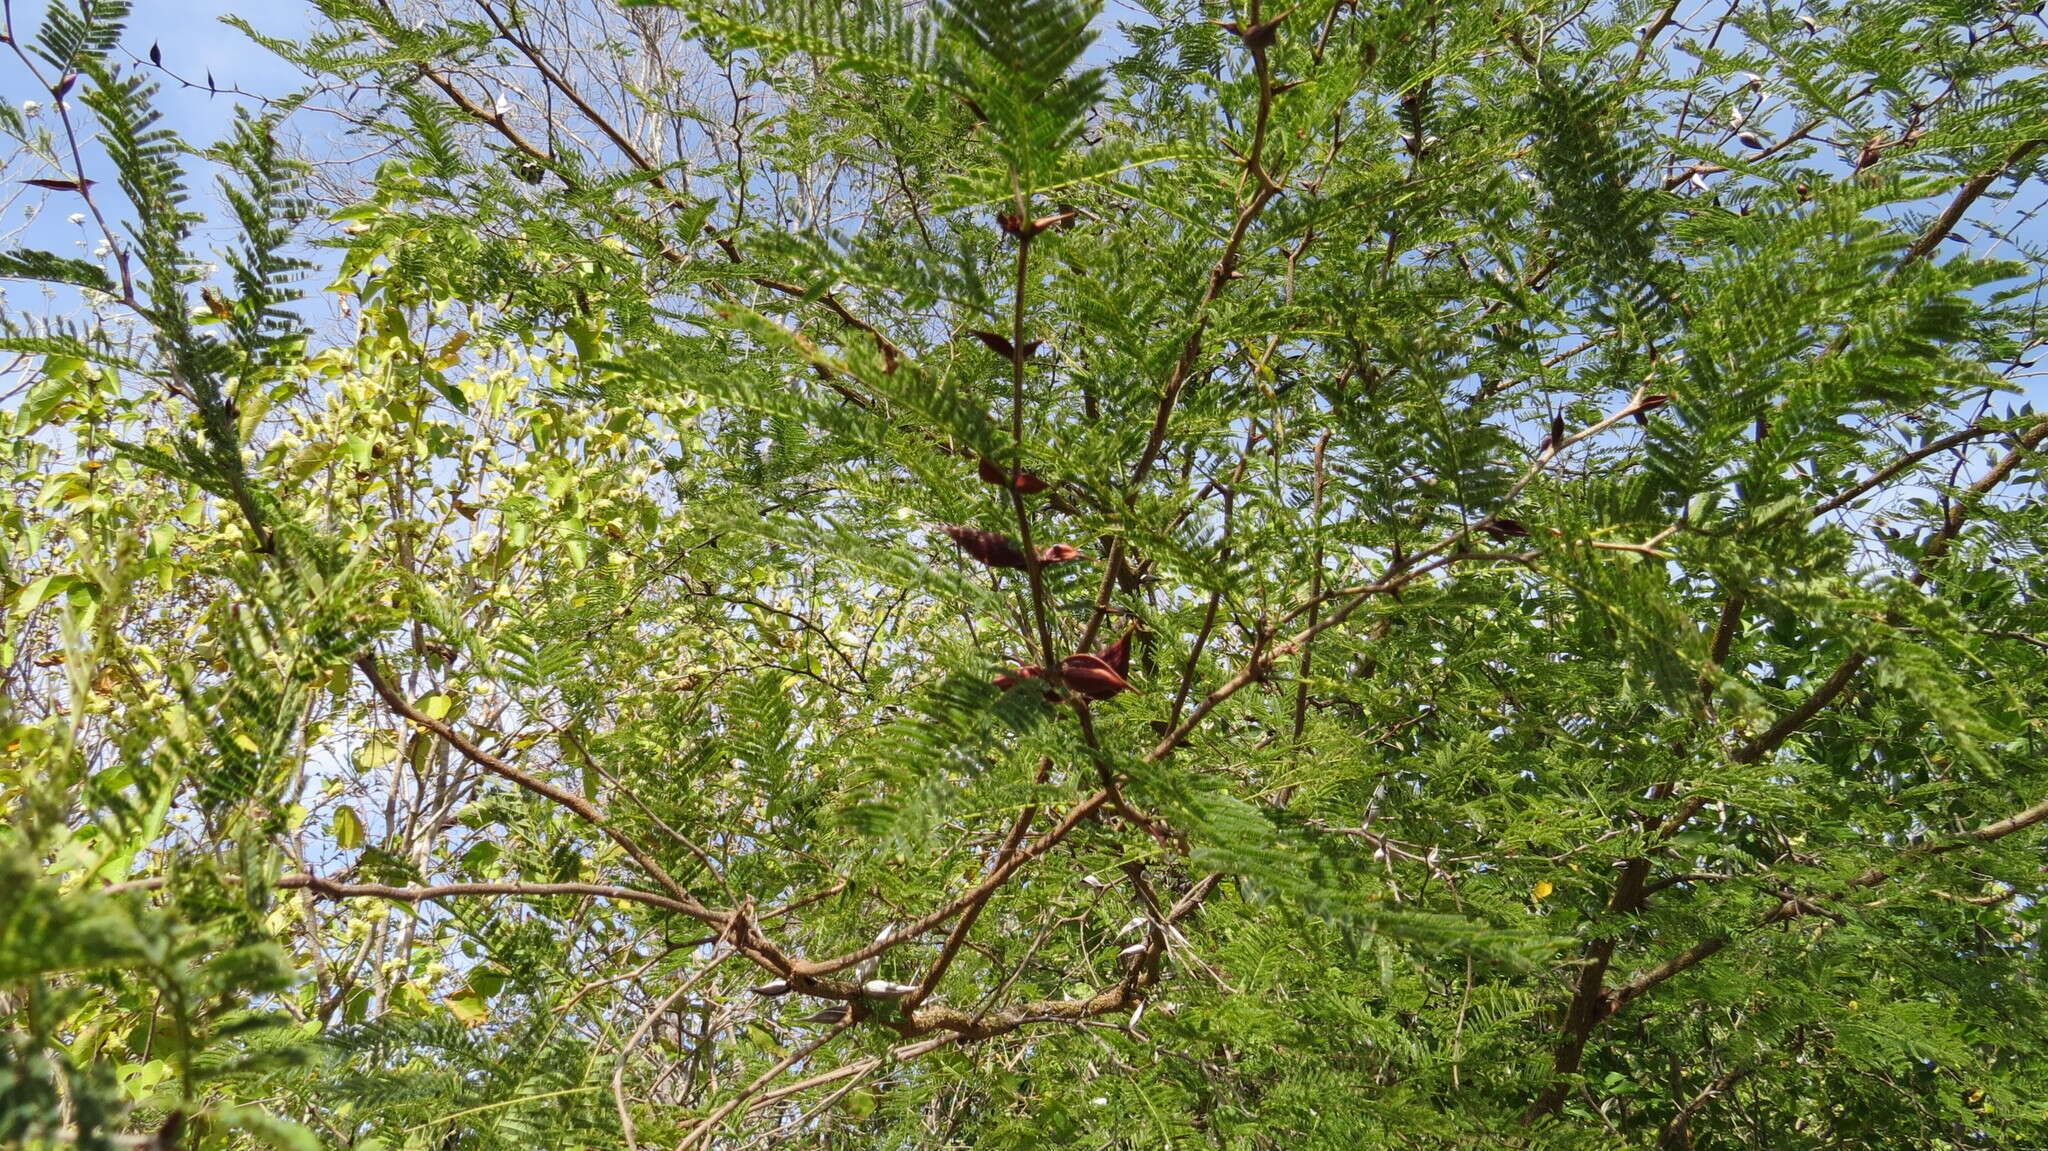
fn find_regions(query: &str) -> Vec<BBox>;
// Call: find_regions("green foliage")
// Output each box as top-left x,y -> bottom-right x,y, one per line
6,0 -> 2048,1146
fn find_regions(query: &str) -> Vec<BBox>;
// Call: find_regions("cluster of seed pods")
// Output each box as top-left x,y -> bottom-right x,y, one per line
942,456 -> 1136,704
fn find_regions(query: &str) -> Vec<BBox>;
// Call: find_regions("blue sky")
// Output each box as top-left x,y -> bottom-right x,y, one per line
6,1 -> 310,126
1,1 -> 319,315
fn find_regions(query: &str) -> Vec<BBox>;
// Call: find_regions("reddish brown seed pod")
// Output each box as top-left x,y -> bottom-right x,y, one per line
969,330 -> 1017,359
994,664 -> 1045,692
977,457 -> 1051,494
969,330 -> 1045,361
1479,518 -> 1531,542
1059,652 -> 1136,701
942,524 -> 1030,569
1096,629 -> 1132,678
942,526 -> 1083,570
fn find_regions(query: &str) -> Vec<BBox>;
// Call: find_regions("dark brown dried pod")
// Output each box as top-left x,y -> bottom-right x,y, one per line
942,524 -> 1030,569
969,333 -> 1044,359
1217,12 -> 1287,50
1479,518 -> 1531,542
977,457 -> 1051,494
21,176 -> 93,192
969,330 -> 1017,359
1060,652 -> 1135,701
1636,393 -> 1671,412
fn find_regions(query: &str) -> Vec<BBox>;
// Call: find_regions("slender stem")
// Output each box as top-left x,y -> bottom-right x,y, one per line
1004,230 -> 1057,669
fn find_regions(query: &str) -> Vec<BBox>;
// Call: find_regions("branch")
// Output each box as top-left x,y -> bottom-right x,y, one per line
1658,1064 -> 1753,1150
1806,425 -> 2003,517
278,874 -> 699,914
615,927 -> 736,1151
1729,651 -> 1868,765
1602,781 -> 2048,1017
789,788 -> 1112,978
1605,937 -> 1728,1012
405,51 -> 902,379
1079,8 -> 1290,648
1916,417 -> 2048,581
354,656 -> 747,942
907,760 -> 1051,1007
1902,138 -> 2046,264
675,1021 -> 853,1151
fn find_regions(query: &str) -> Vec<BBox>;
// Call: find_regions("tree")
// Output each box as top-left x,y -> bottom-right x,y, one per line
4,0 -> 2048,1146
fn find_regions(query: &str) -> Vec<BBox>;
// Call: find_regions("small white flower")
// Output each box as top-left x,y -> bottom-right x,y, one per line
67,212 -> 86,225
92,244 -> 108,256
1091,1097 -> 1108,1106
21,100 -> 40,114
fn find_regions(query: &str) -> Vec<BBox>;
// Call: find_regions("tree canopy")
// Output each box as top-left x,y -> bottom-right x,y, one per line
5,0 -> 2048,1147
